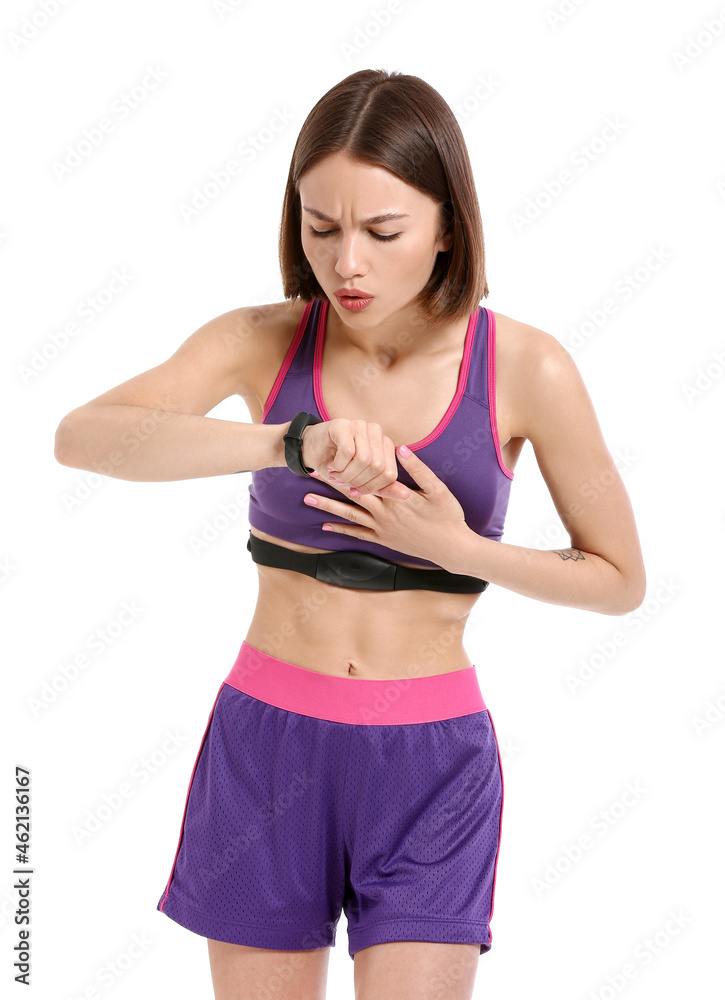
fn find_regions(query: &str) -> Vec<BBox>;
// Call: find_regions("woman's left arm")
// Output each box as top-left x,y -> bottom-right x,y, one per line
444,331 -> 647,616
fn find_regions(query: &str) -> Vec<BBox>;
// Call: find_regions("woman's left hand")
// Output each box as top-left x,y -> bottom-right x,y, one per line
302,444 -> 471,568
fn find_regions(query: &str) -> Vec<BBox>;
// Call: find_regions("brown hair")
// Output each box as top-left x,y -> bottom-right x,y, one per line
278,69 -> 488,324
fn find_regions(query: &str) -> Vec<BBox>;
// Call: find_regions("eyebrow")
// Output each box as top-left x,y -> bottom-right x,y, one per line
301,205 -> 410,225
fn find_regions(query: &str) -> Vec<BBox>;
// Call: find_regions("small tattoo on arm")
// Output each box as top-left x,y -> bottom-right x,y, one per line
552,547 -> 586,562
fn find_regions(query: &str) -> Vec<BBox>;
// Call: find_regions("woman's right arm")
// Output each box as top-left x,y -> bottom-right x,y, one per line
53,305 -> 293,482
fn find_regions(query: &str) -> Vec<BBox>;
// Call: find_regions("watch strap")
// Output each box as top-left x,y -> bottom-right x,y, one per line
283,411 -> 322,478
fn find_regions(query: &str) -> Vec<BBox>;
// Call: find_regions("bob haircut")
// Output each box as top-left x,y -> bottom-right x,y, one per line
279,69 -> 488,325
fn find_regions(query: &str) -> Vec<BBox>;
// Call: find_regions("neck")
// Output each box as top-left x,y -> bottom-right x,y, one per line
324,298 -> 449,366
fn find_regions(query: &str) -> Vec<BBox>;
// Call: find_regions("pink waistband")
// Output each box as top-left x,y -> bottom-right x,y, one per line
224,640 -> 487,725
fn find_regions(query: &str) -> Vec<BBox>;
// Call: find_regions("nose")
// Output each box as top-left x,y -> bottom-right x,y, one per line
334,232 -> 365,279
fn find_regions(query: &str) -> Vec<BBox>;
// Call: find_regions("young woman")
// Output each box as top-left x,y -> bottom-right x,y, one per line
55,69 -> 646,1000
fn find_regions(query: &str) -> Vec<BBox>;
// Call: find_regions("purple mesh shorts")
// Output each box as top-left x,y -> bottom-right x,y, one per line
156,639 -> 504,959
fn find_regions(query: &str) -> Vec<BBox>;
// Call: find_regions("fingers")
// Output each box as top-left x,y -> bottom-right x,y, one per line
367,430 -> 411,499
328,419 -> 410,498
300,420 -> 337,475
394,442 -> 440,493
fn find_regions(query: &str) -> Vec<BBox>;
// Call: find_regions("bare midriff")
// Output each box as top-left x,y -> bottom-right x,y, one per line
244,526 -> 481,680
242,300 -> 525,682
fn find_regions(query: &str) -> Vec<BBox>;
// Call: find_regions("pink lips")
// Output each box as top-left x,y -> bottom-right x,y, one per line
334,287 -> 372,298
334,288 -> 374,312
337,295 -> 373,311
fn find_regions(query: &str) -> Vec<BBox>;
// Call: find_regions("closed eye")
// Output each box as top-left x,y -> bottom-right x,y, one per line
309,227 -> 401,243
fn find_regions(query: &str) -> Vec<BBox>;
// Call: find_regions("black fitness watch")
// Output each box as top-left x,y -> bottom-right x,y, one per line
283,411 -> 322,477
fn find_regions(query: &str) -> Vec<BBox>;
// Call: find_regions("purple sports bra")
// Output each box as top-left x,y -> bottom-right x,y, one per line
247,298 -> 514,569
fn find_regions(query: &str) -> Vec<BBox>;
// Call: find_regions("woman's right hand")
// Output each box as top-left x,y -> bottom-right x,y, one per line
301,418 -> 411,499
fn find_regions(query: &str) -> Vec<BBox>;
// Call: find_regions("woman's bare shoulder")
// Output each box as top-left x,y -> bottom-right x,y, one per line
238,298 -> 310,418
496,307 -> 599,447
491,310 -> 566,363
490,310 -> 574,443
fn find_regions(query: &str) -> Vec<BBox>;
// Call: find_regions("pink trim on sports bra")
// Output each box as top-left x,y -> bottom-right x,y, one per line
486,308 -> 515,480
261,301 -> 314,423
313,298 -> 479,451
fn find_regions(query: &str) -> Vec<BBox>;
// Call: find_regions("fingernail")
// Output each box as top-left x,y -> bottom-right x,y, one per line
349,488 -> 360,495
397,444 -> 411,457
309,470 -> 320,477
303,495 -> 318,505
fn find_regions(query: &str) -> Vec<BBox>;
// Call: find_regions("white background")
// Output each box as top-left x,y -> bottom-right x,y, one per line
2,0 -> 723,997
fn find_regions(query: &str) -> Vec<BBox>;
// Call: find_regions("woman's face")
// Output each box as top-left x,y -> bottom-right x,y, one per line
297,151 -> 452,324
